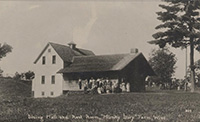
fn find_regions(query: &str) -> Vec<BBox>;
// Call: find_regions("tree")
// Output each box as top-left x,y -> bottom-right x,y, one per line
24,71 -> 35,80
0,43 -> 12,76
13,72 -> 21,80
0,68 -> 3,77
148,0 -> 200,92
149,48 -> 177,89
0,43 -> 12,60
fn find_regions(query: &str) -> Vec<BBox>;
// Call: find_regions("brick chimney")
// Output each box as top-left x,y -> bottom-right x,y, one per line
130,48 -> 138,54
68,41 -> 76,49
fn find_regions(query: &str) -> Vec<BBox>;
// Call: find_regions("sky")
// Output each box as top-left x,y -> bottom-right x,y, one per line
0,0 -> 199,78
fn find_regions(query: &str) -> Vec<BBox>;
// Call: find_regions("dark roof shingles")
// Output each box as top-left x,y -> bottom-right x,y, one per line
58,53 -> 140,73
76,48 -> 95,55
34,42 -> 94,64
50,42 -> 82,62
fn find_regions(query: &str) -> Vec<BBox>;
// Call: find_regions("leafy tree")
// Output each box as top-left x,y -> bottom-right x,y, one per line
149,48 -> 177,89
13,72 -> 21,80
149,0 -> 200,92
193,60 -> 200,86
0,43 -> 12,60
0,43 -> 12,76
0,68 -> 3,77
24,71 -> 35,80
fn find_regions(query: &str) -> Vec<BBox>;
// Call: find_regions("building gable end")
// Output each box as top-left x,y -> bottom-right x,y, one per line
34,43 -> 50,64
120,53 -> 155,76
34,43 -> 64,64
111,53 -> 141,71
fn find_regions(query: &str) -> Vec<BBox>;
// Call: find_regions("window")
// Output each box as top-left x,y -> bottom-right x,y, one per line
52,55 -> 56,64
48,48 -> 51,52
50,91 -> 54,96
41,76 -> 45,84
42,56 -> 46,65
51,75 -> 55,84
41,91 -> 45,96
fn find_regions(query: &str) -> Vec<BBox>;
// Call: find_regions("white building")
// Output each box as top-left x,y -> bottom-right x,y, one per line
32,42 -> 94,98
33,42 -> 154,98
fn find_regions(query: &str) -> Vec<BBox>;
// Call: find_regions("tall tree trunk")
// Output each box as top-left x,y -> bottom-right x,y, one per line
190,41 -> 195,92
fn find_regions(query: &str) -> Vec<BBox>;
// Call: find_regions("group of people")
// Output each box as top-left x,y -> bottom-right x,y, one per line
78,77 -> 122,94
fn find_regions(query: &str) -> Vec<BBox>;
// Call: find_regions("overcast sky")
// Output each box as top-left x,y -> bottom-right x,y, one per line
0,0 -> 199,79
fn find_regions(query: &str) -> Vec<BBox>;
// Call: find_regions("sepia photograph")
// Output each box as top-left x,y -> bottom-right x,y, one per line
1,0 -> 200,121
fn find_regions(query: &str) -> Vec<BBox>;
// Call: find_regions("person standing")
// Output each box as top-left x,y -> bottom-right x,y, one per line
89,77 -> 93,89
83,79 -> 88,93
78,78 -> 82,89
89,77 -> 95,89
105,78 -> 111,93
96,78 -> 100,88
126,82 -> 130,92
184,78 -> 188,91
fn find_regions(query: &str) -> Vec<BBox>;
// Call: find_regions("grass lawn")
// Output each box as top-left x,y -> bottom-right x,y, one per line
1,78 -> 200,122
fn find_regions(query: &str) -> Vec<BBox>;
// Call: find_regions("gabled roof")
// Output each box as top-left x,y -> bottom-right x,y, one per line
34,42 -> 94,64
58,53 -> 143,73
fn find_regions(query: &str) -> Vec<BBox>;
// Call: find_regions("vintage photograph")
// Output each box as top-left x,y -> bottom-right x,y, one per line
1,0 -> 200,121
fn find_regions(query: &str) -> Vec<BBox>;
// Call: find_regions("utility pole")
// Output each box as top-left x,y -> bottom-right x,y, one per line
186,47 -> 187,77
185,47 -> 188,91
